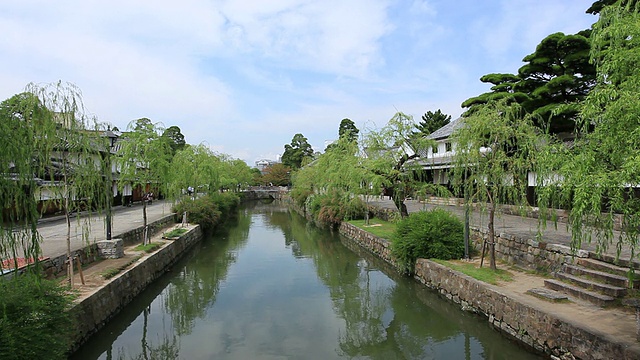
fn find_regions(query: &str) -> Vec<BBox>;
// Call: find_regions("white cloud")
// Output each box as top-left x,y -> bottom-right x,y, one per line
0,0 -> 597,164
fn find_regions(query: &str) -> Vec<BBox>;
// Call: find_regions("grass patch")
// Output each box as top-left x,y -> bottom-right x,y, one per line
163,227 -> 188,239
100,255 -> 142,279
348,218 -> 396,239
432,259 -> 514,285
134,242 -> 162,253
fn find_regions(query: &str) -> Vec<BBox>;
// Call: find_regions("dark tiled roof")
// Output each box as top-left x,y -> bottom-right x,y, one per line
427,117 -> 463,140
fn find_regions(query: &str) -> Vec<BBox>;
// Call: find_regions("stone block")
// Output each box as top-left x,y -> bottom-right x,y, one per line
97,238 -> 124,259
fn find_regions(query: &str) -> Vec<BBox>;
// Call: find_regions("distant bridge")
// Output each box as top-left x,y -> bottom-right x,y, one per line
243,186 -> 288,200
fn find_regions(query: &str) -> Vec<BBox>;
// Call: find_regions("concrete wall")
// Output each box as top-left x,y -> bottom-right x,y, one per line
338,221 -> 640,359
68,225 -> 202,352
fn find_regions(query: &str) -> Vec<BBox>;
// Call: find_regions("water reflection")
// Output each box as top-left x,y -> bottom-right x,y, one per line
71,203 -> 540,360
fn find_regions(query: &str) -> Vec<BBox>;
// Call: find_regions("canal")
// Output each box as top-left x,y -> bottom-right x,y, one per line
71,202 -> 541,359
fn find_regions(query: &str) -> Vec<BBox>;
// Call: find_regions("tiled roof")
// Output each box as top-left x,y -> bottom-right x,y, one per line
427,117 -> 463,140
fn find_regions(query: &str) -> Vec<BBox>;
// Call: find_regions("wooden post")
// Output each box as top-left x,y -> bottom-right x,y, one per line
76,256 -> 85,285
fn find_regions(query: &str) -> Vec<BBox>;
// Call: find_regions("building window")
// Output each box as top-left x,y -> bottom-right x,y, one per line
445,142 -> 452,152
432,145 -> 438,154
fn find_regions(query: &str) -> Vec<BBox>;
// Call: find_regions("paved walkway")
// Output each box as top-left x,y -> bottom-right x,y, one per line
35,200 -> 175,259
367,198 -> 640,266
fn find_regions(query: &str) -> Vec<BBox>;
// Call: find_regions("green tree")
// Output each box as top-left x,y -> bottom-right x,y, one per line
537,1 -> 640,259
249,167 -> 263,185
162,125 -> 186,155
517,31 -> 596,133
363,112 -> 434,218
281,133 -> 314,169
8,82 -> 110,285
413,109 -> 451,136
326,118 -> 360,151
262,163 -> 291,187
462,31 -> 596,135
1,91 -> 53,267
450,100 -> 543,270
117,118 -> 171,244
338,118 -> 359,142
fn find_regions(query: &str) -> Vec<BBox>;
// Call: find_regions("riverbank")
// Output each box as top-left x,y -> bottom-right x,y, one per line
338,220 -> 640,359
66,222 -> 202,352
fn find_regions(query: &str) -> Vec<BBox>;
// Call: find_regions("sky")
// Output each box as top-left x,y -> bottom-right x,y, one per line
0,1 -> 597,165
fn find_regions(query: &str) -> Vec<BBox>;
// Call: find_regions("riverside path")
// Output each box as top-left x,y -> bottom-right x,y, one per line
35,200 -> 174,259
368,197 -> 639,267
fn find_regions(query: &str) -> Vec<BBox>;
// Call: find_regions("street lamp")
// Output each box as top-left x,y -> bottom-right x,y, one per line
105,130 -> 117,240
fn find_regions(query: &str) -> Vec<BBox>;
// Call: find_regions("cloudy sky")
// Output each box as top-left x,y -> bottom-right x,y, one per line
0,1 -> 596,165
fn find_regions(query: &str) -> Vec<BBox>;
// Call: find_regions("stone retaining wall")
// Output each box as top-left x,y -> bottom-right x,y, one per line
69,225 -> 203,352
338,222 -> 396,267
338,221 -> 640,359
413,259 -> 640,360
41,214 -> 176,278
470,227 -> 589,273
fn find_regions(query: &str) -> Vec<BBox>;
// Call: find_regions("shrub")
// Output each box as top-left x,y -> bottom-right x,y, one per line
208,192 -> 240,217
172,195 -> 221,230
290,187 -> 312,209
307,191 -> 366,227
392,208 -> 464,274
0,274 -> 74,360
172,192 -> 240,230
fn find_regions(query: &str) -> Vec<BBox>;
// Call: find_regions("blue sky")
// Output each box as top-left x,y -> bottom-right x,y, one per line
0,1 -> 597,165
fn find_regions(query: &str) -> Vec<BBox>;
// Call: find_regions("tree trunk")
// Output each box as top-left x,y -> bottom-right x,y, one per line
65,193 -> 74,287
488,202 -> 497,270
143,201 -> 149,245
390,189 -> 409,218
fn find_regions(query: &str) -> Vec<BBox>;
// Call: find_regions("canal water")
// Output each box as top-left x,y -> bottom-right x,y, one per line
71,202 -> 541,360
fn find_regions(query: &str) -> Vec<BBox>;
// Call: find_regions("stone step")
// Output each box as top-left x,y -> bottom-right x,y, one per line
555,271 -> 627,298
576,258 -> 640,288
526,287 -> 569,302
562,263 -> 628,288
544,279 -> 616,307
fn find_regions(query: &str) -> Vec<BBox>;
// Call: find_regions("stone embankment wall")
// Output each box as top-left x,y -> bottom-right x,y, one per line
413,259 -> 638,360
42,214 -> 176,279
338,221 -> 640,359
69,225 -> 202,352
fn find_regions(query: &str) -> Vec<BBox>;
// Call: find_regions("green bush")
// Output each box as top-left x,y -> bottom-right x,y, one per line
392,208 -> 464,274
172,195 -> 221,230
208,192 -> 240,217
172,192 -> 240,230
307,191 -> 366,227
290,187 -> 313,209
0,274 -> 74,360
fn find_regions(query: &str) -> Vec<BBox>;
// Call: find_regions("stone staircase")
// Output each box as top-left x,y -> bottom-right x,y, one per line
543,258 -> 639,307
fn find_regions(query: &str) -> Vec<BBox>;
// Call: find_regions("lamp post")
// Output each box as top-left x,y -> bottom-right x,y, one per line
105,131 -> 117,240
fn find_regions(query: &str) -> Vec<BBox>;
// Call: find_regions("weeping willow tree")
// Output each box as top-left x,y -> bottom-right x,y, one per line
1,82 -> 110,286
361,112 -> 435,218
167,144 -> 215,200
117,118 -> 171,245
450,100 -> 543,270
537,1 -> 640,261
1,91 -> 55,273
31,82 -> 109,285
